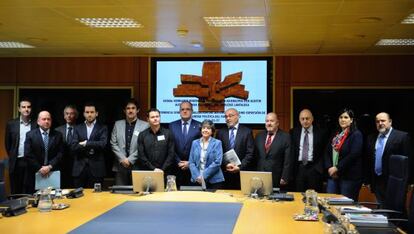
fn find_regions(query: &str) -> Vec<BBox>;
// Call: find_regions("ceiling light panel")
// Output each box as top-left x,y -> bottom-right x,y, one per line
76,18 -> 142,28
204,17 -> 265,27
0,41 -> 34,48
222,40 -> 269,47
401,13 -> 414,24
376,39 -> 414,46
123,41 -> 174,48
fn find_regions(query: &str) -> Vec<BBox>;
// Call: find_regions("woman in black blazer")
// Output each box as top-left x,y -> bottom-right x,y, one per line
325,108 -> 363,201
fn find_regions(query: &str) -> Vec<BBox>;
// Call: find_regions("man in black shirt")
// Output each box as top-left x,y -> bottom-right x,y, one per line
137,108 -> 175,174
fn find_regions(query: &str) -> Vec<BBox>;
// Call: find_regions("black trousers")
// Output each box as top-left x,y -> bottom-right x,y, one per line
73,164 -> 103,189
295,163 -> 323,193
10,158 -> 31,194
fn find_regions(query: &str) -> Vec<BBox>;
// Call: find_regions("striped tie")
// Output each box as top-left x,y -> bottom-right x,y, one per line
43,131 -> 49,165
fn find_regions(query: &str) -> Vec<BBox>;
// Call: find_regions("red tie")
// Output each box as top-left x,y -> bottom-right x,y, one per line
265,133 -> 273,153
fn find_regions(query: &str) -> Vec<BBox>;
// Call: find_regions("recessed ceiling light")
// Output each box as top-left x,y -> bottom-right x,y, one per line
123,41 -> 175,48
0,41 -> 34,48
76,18 -> 142,28
376,39 -> 414,46
190,41 -> 203,48
222,40 -> 269,48
401,13 -> 414,24
204,17 -> 265,27
358,17 -> 382,23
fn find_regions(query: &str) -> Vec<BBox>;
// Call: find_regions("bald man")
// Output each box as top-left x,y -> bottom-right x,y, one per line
216,108 -> 255,189
290,109 -> 328,192
25,111 -> 64,193
255,112 -> 292,188
366,112 -> 411,204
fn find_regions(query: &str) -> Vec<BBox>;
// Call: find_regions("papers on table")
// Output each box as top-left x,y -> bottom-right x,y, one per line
223,149 -> 241,166
345,213 -> 388,226
337,206 -> 372,214
326,196 -> 354,205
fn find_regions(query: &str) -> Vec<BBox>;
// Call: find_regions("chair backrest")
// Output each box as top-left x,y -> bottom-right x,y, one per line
385,155 -> 409,213
0,160 -> 5,202
409,188 -> 414,234
0,159 -> 4,182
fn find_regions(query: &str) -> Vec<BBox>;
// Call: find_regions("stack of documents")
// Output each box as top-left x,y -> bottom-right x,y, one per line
326,197 -> 354,205
345,213 -> 388,227
338,206 -> 372,214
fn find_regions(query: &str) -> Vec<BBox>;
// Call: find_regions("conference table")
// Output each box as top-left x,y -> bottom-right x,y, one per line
0,190 -> 334,234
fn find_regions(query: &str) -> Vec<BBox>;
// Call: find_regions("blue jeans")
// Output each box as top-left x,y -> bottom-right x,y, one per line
327,178 -> 362,201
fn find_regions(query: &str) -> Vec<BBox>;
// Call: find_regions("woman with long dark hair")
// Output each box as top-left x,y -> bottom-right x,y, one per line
325,108 -> 363,201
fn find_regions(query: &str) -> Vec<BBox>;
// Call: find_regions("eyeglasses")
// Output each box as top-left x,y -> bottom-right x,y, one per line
180,108 -> 192,111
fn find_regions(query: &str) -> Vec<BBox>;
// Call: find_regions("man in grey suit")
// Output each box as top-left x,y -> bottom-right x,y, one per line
255,112 -> 292,188
55,104 -> 78,188
111,99 -> 149,185
5,98 -> 37,194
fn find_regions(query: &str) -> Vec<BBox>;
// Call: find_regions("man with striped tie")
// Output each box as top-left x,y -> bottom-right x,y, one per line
216,108 -> 255,189
25,111 -> 64,193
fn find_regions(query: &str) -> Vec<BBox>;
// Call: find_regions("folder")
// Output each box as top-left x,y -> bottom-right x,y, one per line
35,171 -> 61,190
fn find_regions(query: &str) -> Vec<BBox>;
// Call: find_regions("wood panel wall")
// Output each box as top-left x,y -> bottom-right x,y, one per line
0,55 -> 413,132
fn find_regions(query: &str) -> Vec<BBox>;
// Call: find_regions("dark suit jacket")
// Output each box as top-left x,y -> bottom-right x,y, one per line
24,128 -> 64,172
169,119 -> 201,162
216,124 -> 255,170
56,124 -> 75,153
324,130 -> 363,180
71,122 -> 108,177
290,126 -> 327,176
255,129 -> 291,187
366,129 -> 411,186
5,118 -> 37,173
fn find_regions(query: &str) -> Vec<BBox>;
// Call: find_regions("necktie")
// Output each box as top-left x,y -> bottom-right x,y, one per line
375,134 -> 386,175
265,133 -> 273,153
229,127 -> 235,149
302,130 -> 309,165
182,122 -> 188,140
67,126 -> 73,143
43,131 -> 49,165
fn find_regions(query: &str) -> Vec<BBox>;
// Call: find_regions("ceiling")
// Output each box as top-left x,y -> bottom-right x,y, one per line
1,0 -> 414,57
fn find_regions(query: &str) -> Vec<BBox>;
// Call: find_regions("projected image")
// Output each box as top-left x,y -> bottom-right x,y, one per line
152,57 -> 272,124
173,61 -> 249,112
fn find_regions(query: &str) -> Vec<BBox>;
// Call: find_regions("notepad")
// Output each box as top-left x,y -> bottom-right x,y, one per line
338,206 -> 372,214
35,171 -> 61,190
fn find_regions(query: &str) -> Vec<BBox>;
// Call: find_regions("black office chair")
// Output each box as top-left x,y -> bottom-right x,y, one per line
358,155 -> 409,217
0,160 -> 6,202
383,155 -> 409,213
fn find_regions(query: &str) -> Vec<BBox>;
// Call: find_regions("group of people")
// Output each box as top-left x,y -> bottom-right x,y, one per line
5,98 -> 411,204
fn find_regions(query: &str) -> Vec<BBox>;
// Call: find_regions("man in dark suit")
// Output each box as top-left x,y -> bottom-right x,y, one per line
71,103 -> 108,188
55,104 -> 78,188
25,111 -> 64,193
5,98 -> 37,194
216,108 -> 255,189
366,112 -> 411,203
256,112 -> 292,188
169,101 -> 201,188
290,109 -> 327,192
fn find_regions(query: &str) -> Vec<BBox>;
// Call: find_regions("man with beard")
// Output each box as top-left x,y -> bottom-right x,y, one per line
111,99 -> 149,185
366,112 -> 411,203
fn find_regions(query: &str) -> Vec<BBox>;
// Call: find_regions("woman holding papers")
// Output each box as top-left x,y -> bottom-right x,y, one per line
189,120 -> 224,189
324,108 -> 363,201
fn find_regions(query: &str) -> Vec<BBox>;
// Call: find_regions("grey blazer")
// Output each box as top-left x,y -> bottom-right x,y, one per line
111,119 -> 149,171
